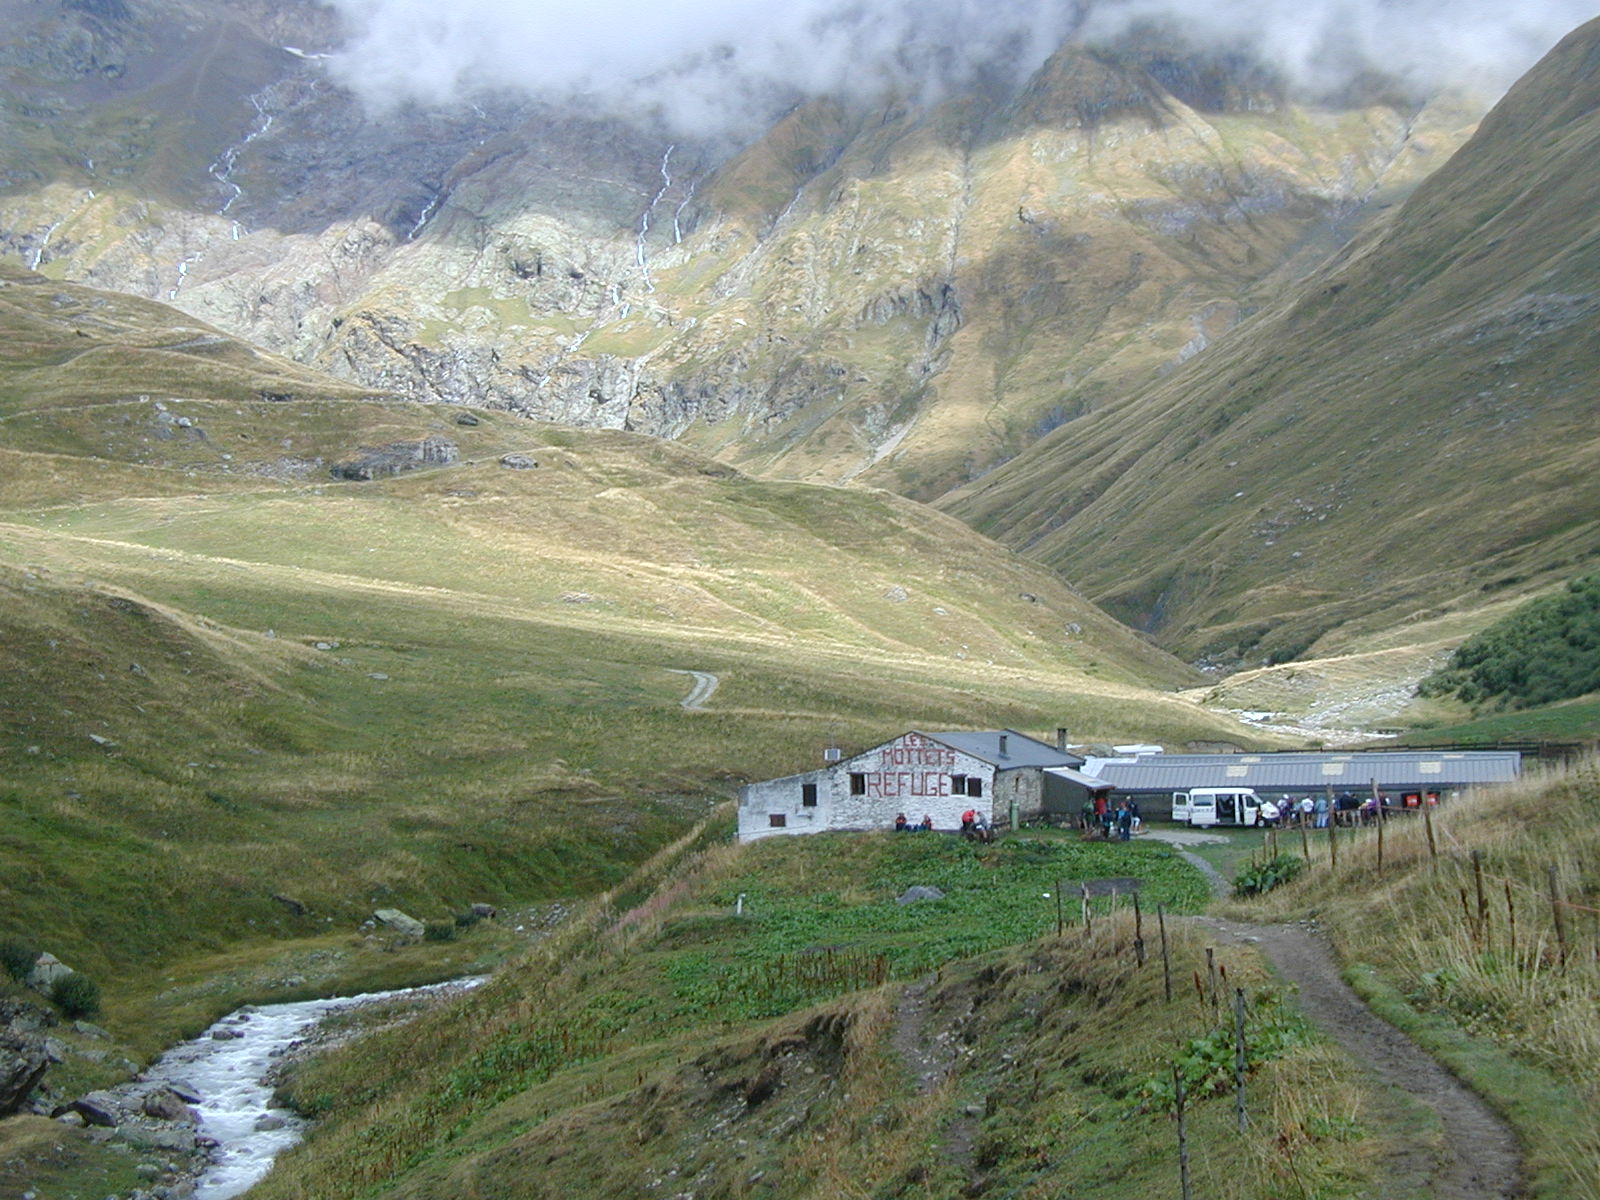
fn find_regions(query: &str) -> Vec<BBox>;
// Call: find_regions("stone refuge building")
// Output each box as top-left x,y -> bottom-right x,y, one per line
737,729 -> 1102,841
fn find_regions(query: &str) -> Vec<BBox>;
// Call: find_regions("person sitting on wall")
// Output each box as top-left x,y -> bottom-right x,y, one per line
894,813 -> 909,832
961,808 -> 977,834
920,813 -> 935,832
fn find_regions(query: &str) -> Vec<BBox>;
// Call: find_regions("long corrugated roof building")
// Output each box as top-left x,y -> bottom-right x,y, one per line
1085,750 -> 1521,820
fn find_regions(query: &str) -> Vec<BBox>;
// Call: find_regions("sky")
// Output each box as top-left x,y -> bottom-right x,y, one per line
322,0 -> 1599,135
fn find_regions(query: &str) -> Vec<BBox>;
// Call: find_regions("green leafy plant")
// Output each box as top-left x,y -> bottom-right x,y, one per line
51,973 -> 101,1018
423,921 -> 457,942
1133,988 -> 1315,1107
1232,854 -> 1306,898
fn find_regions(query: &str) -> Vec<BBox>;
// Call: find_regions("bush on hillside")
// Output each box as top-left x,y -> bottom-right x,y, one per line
424,921 -> 456,942
51,972 -> 101,1018
0,938 -> 39,983
1420,572 -> 1600,709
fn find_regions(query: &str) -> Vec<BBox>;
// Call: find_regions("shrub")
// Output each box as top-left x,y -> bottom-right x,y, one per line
1233,854 -> 1306,898
424,921 -> 457,942
51,972 -> 101,1018
0,938 -> 39,982
1420,572 -> 1600,709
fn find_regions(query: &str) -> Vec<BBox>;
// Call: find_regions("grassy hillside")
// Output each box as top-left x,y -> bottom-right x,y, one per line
1227,761 -> 1600,1197
945,17 -> 1600,670
0,267 -> 1267,1027
245,827 -> 1419,1200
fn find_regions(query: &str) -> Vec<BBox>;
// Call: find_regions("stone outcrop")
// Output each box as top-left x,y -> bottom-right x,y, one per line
372,908 -> 425,938
25,951 -> 75,992
0,1033 -> 48,1116
329,436 -> 458,481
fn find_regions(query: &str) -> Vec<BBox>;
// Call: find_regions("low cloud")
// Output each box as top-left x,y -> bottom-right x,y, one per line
322,0 -> 1598,134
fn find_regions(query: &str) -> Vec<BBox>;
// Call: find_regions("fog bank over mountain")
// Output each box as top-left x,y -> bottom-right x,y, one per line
325,0 -> 1597,132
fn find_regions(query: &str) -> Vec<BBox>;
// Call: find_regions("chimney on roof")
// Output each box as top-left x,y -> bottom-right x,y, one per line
1056,727 -> 1069,752
998,734 -> 1009,757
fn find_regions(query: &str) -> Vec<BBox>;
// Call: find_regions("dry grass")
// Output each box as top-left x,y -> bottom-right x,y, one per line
1234,759 -> 1600,1198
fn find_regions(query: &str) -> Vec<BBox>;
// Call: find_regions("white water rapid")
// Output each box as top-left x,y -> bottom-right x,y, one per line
145,977 -> 483,1199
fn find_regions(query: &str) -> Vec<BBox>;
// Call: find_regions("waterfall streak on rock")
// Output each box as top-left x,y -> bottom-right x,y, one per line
673,174 -> 698,244
636,143 -> 675,293
408,191 -> 443,241
169,253 -> 202,301
210,88 -> 281,220
30,190 -> 95,271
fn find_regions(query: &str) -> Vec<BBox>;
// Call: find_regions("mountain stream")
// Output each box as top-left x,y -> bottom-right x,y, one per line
144,977 -> 483,1199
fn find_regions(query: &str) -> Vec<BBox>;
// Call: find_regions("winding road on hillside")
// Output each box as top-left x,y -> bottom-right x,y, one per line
666,668 -> 719,710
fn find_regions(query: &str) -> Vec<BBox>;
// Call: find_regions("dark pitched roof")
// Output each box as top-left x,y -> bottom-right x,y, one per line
921,729 -> 1084,770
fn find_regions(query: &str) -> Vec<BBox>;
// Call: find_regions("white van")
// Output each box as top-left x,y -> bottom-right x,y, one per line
1171,788 -> 1261,828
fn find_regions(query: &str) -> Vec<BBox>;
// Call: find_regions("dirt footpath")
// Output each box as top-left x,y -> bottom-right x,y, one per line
1202,917 -> 1525,1199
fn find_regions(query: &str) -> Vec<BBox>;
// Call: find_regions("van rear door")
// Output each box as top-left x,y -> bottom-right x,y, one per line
1171,791 -> 1190,822
1189,793 -> 1217,827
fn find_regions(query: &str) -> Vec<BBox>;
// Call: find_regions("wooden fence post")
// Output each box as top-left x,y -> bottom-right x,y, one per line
1328,793 -> 1339,870
1055,879 -> 1063,937
1472,851 -> 1489,944
1504,879 -> 1517,962
1234,987 -> 1249,1133
1175,1065 -> 1194,1200
1133,892 -> 1146,966
1081,882 -> 1092,935
1158,904 -> 1173,1003
1549,865 -> 1569,965
1423,797 -> 1438,860
1206,948 -> 1219,1023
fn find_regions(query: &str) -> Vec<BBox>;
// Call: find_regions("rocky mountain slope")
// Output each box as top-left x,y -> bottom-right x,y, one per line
0,0 -> 1482,505
944,16 -> 1600,665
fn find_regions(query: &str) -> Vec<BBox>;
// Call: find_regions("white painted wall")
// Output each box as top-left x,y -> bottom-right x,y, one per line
737,732 -> 998,841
